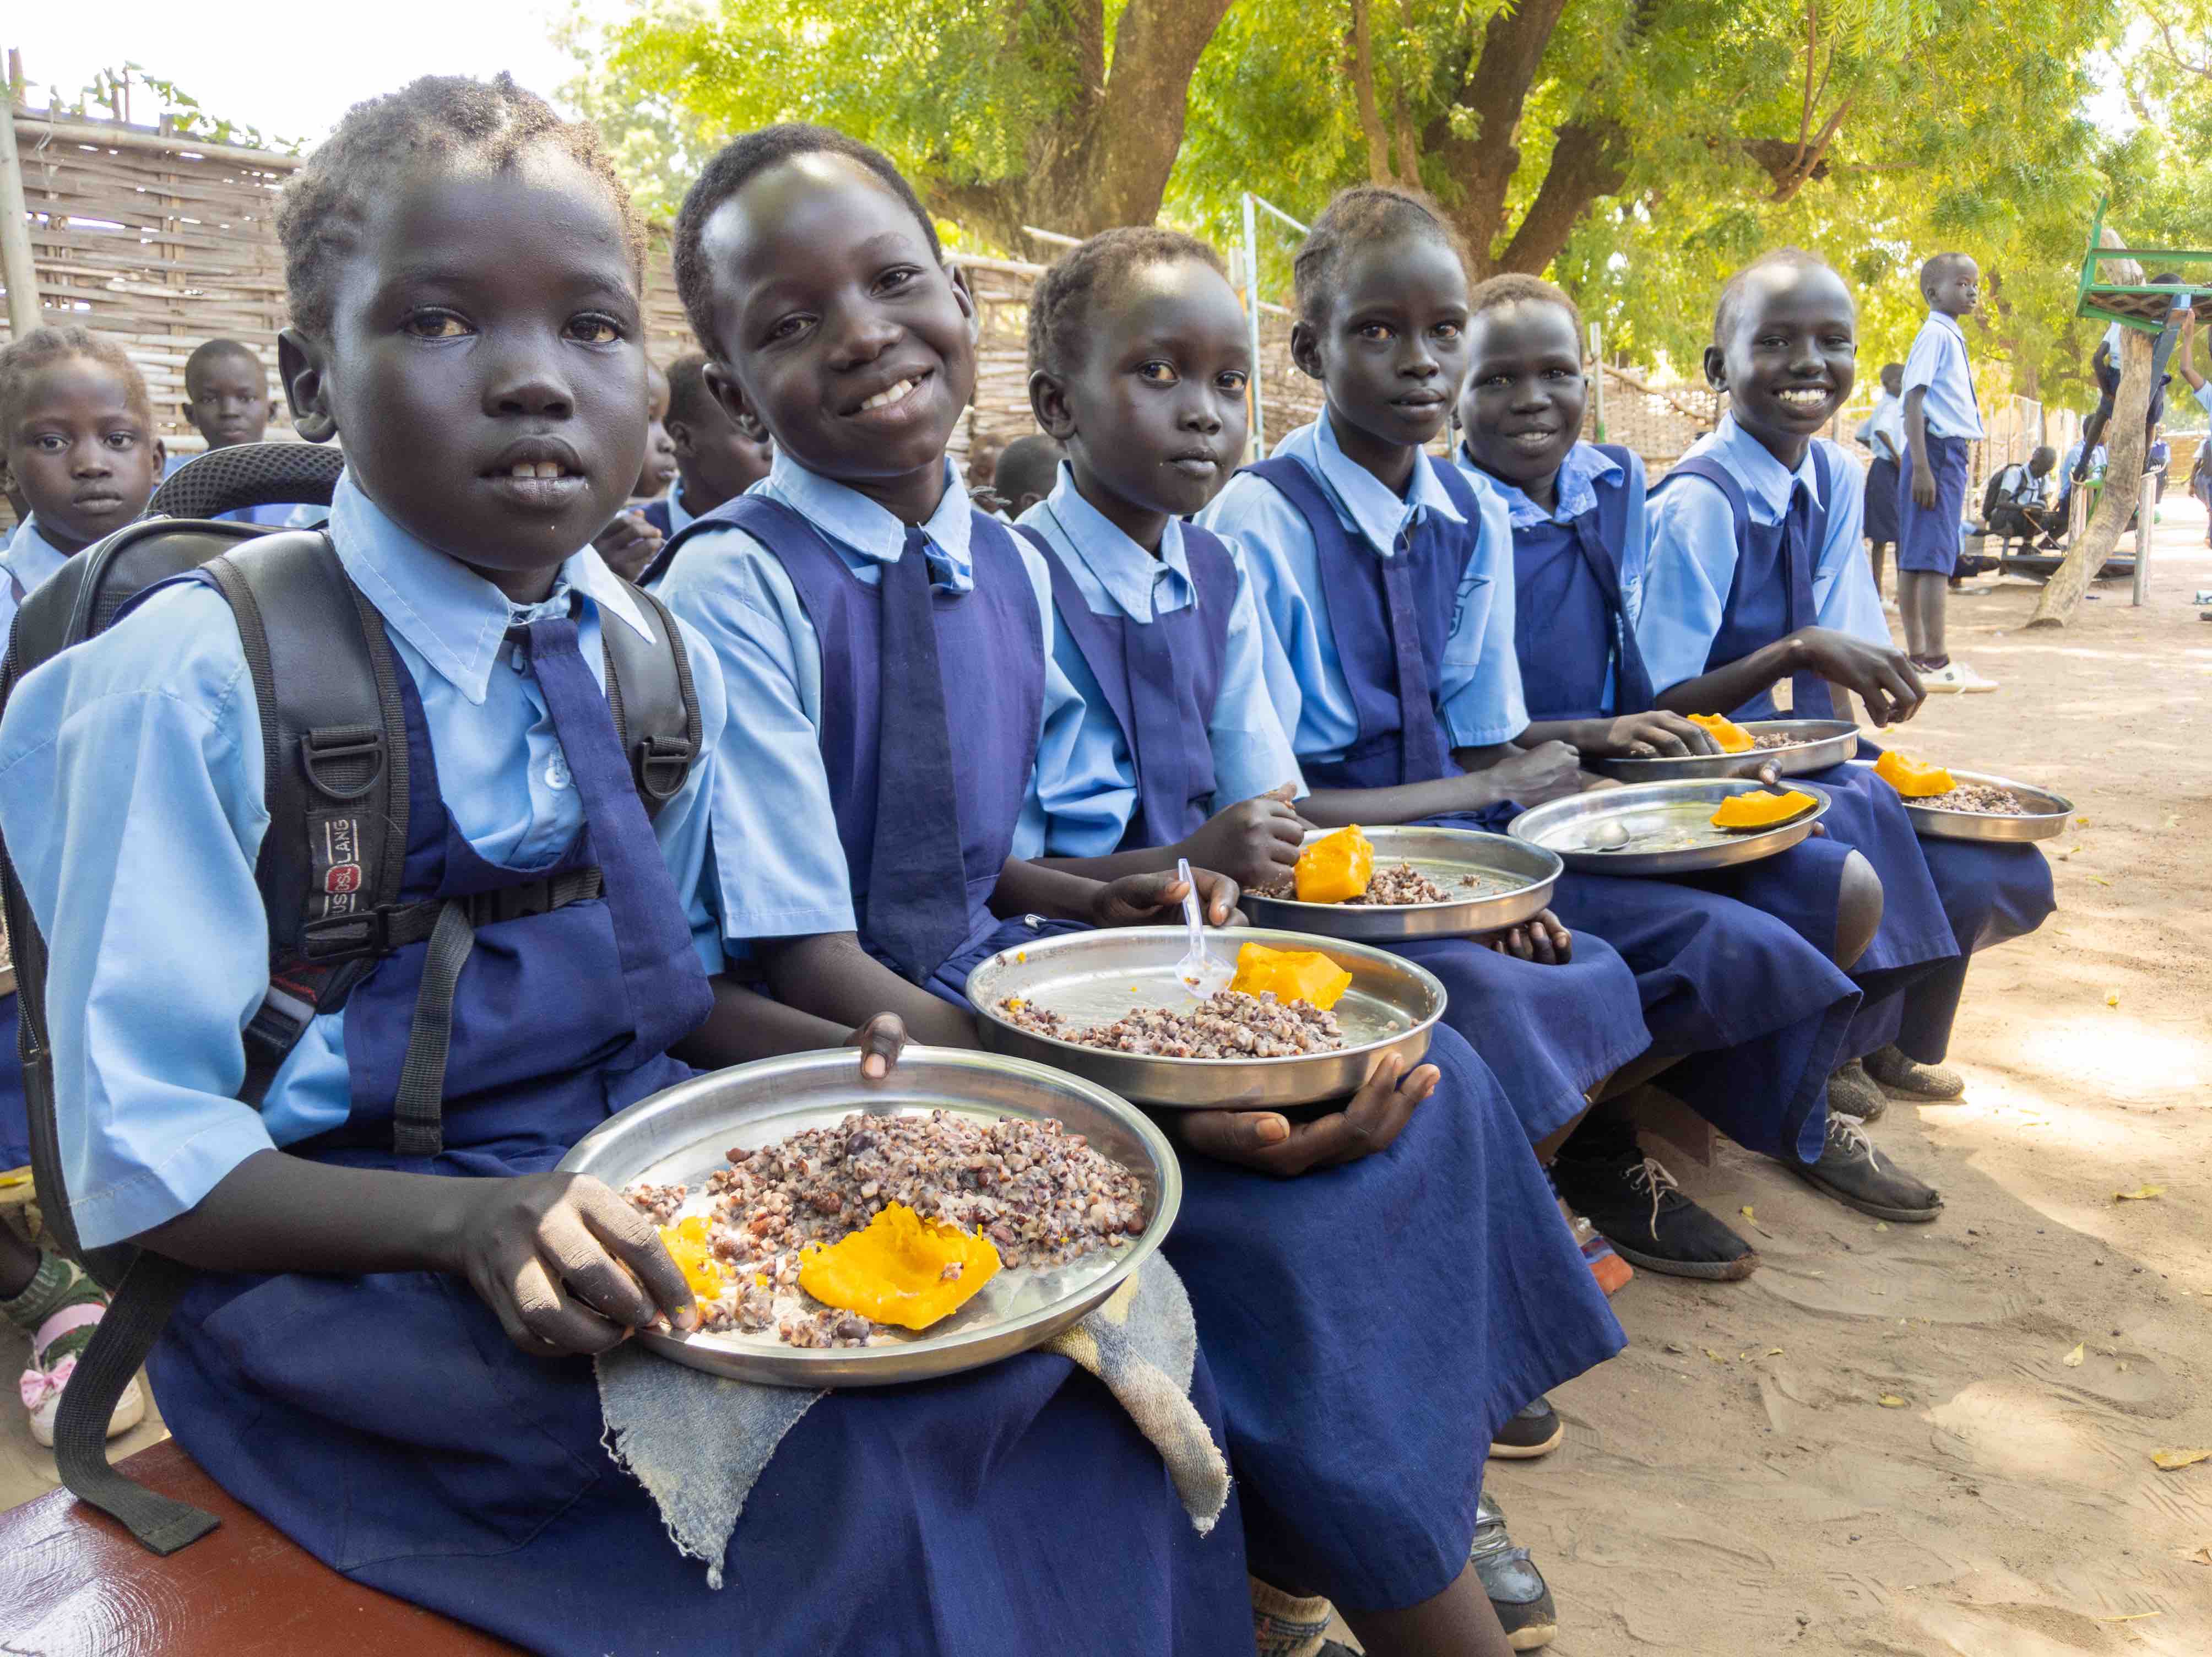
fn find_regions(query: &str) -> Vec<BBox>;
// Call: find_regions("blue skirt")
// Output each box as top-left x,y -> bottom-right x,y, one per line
145,1132 -> 1255,1656
1864,456 -> 1902,544
949,919 -> 1627,1611
1547,860 -> 1862,1163
1897,434 -> 1971,574
0,993 -> 28,1172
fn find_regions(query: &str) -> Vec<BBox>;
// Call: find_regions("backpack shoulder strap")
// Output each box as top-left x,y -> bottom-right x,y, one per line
198,532 -> 412,1101
598,579 -> 703,819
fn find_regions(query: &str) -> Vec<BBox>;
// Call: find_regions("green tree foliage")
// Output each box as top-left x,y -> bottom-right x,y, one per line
563,0 -> 2161,398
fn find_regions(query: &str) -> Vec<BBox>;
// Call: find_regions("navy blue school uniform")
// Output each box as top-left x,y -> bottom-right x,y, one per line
1459,438 -> 1863,1160
1642,417 -> 2053,1064
662,456 -> 1625,1613
0,473 -> 1254,1657
1199,418 -> 1649,1144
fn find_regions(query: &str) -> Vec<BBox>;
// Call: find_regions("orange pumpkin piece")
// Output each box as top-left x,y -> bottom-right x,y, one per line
658,1215 -> 728,1301
1873,750 -> 1955,798
1294,825 -> 1375,905
1710,789 -> 1818,830
1229,941 -> 1353,1010
798,1203 -> 1001,1331
1688,713 -> 1756,754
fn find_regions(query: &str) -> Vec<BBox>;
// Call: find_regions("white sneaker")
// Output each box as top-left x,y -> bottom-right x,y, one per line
1920,661 -> 1998,694
20,1293 -> 147,1448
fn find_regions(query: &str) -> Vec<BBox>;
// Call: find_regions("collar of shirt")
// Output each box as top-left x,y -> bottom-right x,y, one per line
666,478 -> 696,536
1694,413 -> 1827,524
2,516 -> 72,600
1275,411 -> 1466,556
1926,308 -> 1969,346
1023,461 -> 1192,621
757,447 -> 975,593
1460,439 -> 1619,529
324,470 -> 654,707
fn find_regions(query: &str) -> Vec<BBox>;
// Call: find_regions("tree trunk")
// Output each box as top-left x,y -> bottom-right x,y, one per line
2029,322 -> 2153,628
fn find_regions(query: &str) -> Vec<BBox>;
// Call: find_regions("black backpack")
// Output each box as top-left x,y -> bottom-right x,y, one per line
0,443 -> 703,1552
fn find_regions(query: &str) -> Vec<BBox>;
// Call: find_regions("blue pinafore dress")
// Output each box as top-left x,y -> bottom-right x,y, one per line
743,496 -> 1626,1613
1243,457 -> 1649,1142
146,597 -> 1256,1657
1660,452 -> 2053,1062
1493,447 -> 1863,1160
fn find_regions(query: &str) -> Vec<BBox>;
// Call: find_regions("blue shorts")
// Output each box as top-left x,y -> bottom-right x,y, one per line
1897,434 -> 1971,574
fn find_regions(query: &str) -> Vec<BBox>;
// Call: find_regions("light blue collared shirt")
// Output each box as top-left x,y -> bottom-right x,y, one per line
655,450 -> 1086,946
1901,311 -> 1983,441
1459,440 -> 1646,716
1197,413 -> 1527,760
0,470 -> 729,1248
1,516 -> 73,645
1991,463 -> 2052,510
665,479 -> 699,536
1018,465 -> 1304,856
1855,392 -> 1905,464
2056,441 -> 2107,500
1636,414 -> 1886,695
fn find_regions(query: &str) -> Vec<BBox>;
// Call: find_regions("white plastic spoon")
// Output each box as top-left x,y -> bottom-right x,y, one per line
1175,855 -> 1233,1000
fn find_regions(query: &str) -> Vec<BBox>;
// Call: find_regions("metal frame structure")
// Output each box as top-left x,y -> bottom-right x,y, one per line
1241,191 -> 1309,459
2074,196 -> 2212,333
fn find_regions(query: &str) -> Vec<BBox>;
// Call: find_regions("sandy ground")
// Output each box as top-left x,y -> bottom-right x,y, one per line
3,508 -> 2209,1656
1488,503 -> 2212,1656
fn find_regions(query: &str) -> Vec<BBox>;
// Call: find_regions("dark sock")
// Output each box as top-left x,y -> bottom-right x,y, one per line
1912,654 -> 1950,672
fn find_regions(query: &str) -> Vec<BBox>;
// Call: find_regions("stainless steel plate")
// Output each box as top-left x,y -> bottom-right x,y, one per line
1509,779 -> 1831,875
1847,761 -> 2073,843
968,926 -> 1443,1111
1590,719 -> 1859,782
556,1047 -> 1177,1388
1241,825 -> 1562,941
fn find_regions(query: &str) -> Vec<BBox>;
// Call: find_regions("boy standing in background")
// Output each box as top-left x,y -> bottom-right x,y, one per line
1856,362 -> 1905,598
1899,253 -> 1996,693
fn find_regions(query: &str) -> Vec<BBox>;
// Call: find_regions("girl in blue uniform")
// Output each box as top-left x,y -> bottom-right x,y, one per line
654,141 -> 1623,1657
1007,224 -> 1627,1651
1449,272 -> 1944,1254
1639,247 -> 2053,1203
0,324 -> 165,1448
1195,197 -> 1655,1178
0,79 -> 1258,1657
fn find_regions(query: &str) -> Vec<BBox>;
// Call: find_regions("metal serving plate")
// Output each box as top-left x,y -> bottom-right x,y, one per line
1847,761 -> 2073,843
1241,825 -> 1562,941
968,926 -> 1443,1111
1509,779 -> 1831,876
1590,719 -> 1859,782
557,1047 -> 1177,1388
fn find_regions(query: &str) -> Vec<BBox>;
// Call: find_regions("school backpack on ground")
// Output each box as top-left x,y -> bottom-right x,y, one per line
0,442 -> 703,1553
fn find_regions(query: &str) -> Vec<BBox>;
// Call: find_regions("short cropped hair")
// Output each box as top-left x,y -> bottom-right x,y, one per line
183,338 -> 264,396
1292,185 -> 1466,327
1712,247 -> 1844,344
993,432 -> 1065,503
0,324 -> 155,434
664,352 -> 720,427
1026,226 -> 1227,382
1917,251 -> 1975,297
674,124 -> 939,355
1468,273 -> 1582,338
278,73 -> 642,340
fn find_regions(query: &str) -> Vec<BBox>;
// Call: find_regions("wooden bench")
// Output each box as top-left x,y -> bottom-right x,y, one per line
0,1439 -> 520,1655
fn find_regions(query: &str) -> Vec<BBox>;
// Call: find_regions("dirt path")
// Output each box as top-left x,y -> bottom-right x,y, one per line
1498,506 -> 2212,1655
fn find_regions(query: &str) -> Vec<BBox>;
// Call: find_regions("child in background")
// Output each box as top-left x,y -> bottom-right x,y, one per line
1983,446 -> 2060,549
1197,189 -> 1658,1189
1,79 -> 1256,1655
1856,362 -> 1904,595
1641,247 -> 2053,1146
1897,253 -> 1996,692
993,432 -> 1064,519
1450,272 -> 1916,1255
594,358 -> 681,580
0,323 -> 162,1447
637,350 -> 771,539
658,132 -> 1615,1657
1012,225 -> 1627,1654
164,338 -> 306,527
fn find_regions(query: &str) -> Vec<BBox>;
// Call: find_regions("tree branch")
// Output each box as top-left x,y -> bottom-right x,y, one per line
1348,0 -> 1399,186
1489,119 -> 1628,277
1436,0 -> 1574,261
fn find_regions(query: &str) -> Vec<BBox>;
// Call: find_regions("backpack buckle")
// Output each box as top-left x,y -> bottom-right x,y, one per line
299,907 -> 389,961
634,734 -> 693,804
301,726 -> 386,804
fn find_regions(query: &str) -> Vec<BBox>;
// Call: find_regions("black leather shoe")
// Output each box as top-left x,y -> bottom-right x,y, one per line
1553,1120 -> 1759,1281
1786,1112 -> 1943,1222
1490,1396 -> 1563,1459
1472,1491 -> 1558,1650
